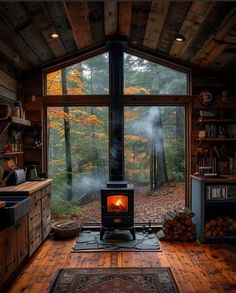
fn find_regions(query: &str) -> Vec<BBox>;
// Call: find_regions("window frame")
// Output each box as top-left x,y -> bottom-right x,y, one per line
42,44 -> 192,210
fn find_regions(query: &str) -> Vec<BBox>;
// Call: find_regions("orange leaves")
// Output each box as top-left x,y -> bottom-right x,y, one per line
47,70 -> 62,95
124,111 -> 139,120
48,107 -> 72,120
124,87 -> 150,95
73,115 -> 103,125
46,68 -> 85,95
48,122 -> 63,128
124,134 -> 147,143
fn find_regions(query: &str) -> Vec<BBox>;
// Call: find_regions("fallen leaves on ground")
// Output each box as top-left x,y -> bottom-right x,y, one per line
53,182 -> 185,224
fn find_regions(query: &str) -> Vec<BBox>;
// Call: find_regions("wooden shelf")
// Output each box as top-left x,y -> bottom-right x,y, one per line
197,138 -> 236,142
4,152 -> 24,155
0,117 -> 31,134
198,118 -> 236,124
10,117 -> 31,127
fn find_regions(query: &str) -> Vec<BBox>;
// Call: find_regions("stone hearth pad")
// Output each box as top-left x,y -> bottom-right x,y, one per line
72,229 -> 161,252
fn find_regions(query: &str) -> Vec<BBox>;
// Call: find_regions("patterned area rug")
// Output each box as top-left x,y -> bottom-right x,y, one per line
50,268 -> 179,293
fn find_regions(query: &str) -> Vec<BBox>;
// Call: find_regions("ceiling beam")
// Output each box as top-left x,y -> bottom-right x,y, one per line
156,2 -> 191,53
64,2 -> 92,49
22,2 -> 66,58
184,2 -> 235,62
143,2 -> 169,50
43,2 -> 77,54
104,1 -> 118,37
87,2 -> 105,44
119,1 -> 132,39
169,2 -> 216,58
130,1 -> 152,46
194,8 -> 236,67
0,38 -> 29,70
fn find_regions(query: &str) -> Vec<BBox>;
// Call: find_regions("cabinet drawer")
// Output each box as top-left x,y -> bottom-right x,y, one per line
30,190 -> 42,204
28,201 -> 41,231
43,218 -> 51,240
42,214 -> 51,227
29,225 -> 42,257
42,195 -> 51,217
42,185 -> 51,197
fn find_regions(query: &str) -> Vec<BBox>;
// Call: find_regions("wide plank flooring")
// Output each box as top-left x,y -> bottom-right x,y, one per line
6,238 -> 236,293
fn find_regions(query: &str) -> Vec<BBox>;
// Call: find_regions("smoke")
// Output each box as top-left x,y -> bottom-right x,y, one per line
72,174 -> 105,204
127,106 -> 162,143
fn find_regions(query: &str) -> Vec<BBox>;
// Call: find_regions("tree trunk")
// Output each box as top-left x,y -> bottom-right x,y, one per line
62,68 -> 73,201
150,107 -> 168,190
176,107 -> 184,139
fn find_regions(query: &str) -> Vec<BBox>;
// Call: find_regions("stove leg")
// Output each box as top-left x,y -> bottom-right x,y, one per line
100,227 -> 105,240
130,227 -> 136,240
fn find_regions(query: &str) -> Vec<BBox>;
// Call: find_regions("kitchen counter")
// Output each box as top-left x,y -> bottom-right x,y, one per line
0,179 -> 52,195
191,175 -> 236,183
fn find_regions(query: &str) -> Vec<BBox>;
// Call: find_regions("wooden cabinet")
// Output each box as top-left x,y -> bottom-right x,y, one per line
0,180 -> 52,257
0,216 -> 28,289
16,216 -> 28,264
28,182 -> 51,256
191,175 -> 236,243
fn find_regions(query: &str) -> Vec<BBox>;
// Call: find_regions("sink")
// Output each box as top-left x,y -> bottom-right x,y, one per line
0,196 -> 31,229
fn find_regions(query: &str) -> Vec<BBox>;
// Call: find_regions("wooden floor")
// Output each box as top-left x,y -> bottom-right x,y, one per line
6,237 -> 236,293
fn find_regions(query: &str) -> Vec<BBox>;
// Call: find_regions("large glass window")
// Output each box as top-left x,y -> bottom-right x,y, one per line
124,53 -> 187,95
45,48 -> 189,225
124,106 -> 185,223
46,53 -> 109,95
48,106 -> 109,223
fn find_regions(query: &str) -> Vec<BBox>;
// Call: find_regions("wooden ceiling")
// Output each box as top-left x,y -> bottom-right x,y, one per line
0,1 -> 236,76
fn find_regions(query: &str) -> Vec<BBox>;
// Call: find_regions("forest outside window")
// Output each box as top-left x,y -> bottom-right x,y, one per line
124,53 -> 188,95
45,47 -> 189,224
46,53 -> 109,95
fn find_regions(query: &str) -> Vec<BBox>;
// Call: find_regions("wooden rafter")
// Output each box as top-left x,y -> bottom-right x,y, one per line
0,37 -> 29,70
193,8 -> 236,67
22,2 -> 66,58
119,1 -> 132,38
184,2 -> 235,62
156,2 -> 191,53
130,1 -> 152,46
143,2 -> 170,50
169,2 -> 216,58
64,2 -> 92,49
104,1 -> 118,37
87,2 -> 104,44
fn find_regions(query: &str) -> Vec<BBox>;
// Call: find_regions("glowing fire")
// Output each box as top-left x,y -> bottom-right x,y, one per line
114,199 -> 122,207
107,195 -> 128,213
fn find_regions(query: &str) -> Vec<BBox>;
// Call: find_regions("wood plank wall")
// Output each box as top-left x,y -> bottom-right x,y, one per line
0,64 -> 17,103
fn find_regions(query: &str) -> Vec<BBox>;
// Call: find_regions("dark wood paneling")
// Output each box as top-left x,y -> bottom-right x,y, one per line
0,70 -> 17,93
185,2 -> 236,62
22,2 -> 66,58
43,2 -> 78,54
104,1 -> 118,37
144,2 -> 170,50
0,85 -> 16,102
130,1 -> 152,46
157,2 -> 191,53
64,2 -> 92,49
119,1 -> 132,38
0,2 -> 41,66
88,2 -> 105,44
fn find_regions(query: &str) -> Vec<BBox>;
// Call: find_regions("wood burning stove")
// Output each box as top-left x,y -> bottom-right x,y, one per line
100,181 -> 135,240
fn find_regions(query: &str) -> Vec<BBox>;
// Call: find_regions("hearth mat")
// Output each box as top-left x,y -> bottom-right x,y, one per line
72,229 -> 161,252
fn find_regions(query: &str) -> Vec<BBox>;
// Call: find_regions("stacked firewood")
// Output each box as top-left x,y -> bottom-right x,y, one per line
205,216 -> 236,237
157,207 -> 196,242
